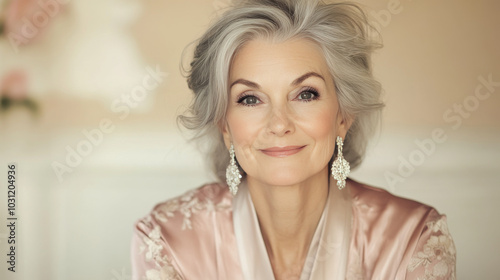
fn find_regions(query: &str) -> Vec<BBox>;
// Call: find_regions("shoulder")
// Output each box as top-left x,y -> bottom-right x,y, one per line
348,178 -> 443,243
348,178 -> 440,225
136,182 -> 232,233
346,179 -> 456,278
131,183 -> 234,279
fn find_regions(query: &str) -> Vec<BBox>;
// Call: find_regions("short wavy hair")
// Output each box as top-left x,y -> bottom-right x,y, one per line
179,0 -> 385,183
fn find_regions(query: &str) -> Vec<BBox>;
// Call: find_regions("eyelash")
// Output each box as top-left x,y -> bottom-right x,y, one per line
236,87 -> 320,107
236,93 -> 258,106
297,87 -> 320,102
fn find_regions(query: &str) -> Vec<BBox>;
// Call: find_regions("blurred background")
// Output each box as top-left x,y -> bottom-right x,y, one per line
0,0 -> 498,279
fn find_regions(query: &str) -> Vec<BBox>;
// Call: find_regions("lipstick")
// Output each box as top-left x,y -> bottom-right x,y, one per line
260,146 -> 305,157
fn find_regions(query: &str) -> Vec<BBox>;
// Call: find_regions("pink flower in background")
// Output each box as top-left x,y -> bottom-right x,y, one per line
4,0 -> 66,45
0,70 -> 29,100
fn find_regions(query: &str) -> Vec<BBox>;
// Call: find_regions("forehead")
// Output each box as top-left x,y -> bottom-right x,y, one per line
229,37 -> 332,84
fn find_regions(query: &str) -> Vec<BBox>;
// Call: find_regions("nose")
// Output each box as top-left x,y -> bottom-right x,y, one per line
266,106 -> 295,136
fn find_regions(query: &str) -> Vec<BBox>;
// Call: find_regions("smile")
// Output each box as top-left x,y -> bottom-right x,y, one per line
260,145 -> 306,157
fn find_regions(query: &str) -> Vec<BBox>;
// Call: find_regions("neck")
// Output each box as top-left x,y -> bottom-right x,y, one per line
247,167 -> 330,276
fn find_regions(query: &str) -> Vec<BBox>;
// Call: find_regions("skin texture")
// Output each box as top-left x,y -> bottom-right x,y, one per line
222,38 -> 352,279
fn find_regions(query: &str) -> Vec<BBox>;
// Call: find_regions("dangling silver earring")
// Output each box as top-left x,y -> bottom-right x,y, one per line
226,143 -> 242,195
331,136 -> 350,190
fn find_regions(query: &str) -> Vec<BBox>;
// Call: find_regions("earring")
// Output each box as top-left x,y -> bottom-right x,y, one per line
226,143 -> 242,195
331,136 -> 350,190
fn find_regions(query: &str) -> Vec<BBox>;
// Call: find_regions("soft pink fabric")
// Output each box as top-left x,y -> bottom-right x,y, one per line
131,178 -> 456,280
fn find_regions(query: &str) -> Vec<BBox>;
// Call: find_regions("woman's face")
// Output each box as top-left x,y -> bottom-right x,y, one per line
223,38 -> 350,186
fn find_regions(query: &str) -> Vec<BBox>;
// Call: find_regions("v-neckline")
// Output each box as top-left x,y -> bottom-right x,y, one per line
232,178 -> 352,280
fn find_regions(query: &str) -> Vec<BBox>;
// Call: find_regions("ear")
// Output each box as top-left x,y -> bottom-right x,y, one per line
219,120 -> 232,150
337,114 -> 354,140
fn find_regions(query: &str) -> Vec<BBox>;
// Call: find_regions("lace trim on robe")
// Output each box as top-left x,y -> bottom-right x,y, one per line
137,219 -> 183,280
134,185 -> 232,280
407,216 -> 457,280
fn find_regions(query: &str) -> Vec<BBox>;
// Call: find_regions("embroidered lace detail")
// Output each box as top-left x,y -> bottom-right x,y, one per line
152,185 -> 231,230
144,266 -> 182,280
135,184 -> 231,280
139,225 -> 183,280
408,217 -> 457,280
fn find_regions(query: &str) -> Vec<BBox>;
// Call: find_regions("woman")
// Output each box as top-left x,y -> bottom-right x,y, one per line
131,0 -> 456,279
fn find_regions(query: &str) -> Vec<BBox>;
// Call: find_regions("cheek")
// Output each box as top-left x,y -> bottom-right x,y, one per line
225,108 -> 264,156
297,104 -> 338,162
297,103 -> 338,139
226,109 -> 267,174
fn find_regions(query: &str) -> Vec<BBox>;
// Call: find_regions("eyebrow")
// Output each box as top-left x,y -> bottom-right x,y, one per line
229,71 -> 325,89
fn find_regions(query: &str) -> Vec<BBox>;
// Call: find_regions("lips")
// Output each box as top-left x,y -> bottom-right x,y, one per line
260,145 -> 306,157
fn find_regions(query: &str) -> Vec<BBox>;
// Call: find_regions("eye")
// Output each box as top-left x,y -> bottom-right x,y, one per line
298,92 -> 314,100
296,87 -> 320,102
237,94 -> 261,106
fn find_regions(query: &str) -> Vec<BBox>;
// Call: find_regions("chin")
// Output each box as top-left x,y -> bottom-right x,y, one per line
254,168 -> 312,187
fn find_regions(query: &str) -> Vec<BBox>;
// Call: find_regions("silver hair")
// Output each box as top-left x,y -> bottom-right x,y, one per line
178,0 -> 385,182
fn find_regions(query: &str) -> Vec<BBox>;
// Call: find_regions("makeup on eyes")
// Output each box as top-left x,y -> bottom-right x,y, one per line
235,86 -> 321,107
295,86 -> 320,102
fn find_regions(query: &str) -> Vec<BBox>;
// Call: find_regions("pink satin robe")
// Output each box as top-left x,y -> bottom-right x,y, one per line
131,178 -> 456,279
